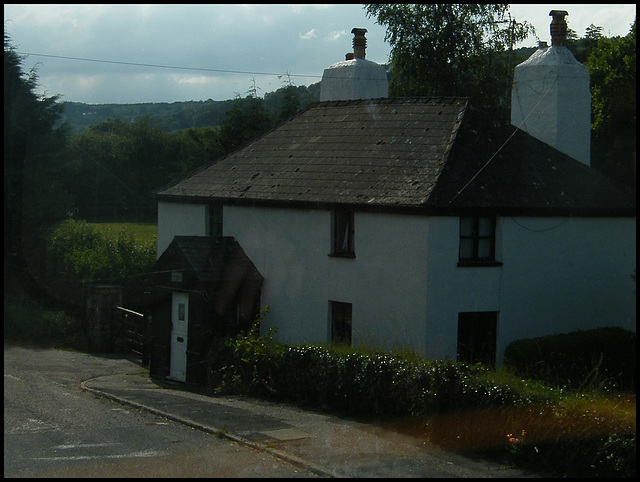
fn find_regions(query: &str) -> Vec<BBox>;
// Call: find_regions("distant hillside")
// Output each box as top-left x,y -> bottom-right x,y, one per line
58,48 -> 539,134
60,82 -> 321,133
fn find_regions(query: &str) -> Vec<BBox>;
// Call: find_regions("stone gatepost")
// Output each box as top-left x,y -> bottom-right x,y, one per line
86,285 -> 122,352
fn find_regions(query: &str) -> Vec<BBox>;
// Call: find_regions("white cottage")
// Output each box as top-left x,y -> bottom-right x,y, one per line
155,16 -> 635,367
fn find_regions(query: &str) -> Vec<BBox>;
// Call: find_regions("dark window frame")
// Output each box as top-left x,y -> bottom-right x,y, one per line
330,301 -> 352,346
458,215 -> 502,267
329,209 -> 355,258
209,203 -> 223,238
457,311 -> 498,368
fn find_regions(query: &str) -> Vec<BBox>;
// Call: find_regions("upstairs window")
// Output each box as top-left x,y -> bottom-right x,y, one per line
330,209 -> 355,257
458,216 -> 500,266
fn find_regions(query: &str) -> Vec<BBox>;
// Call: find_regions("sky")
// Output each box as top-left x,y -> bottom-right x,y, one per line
4,4 -> 636,105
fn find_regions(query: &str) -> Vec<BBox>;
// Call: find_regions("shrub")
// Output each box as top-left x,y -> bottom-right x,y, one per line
4,294 -> 86,349
45,219 -> 156,308
207,328 -> 548,418
503,327 -> 636,393
500,400 -> 636,478
206,326 -> 636,477
6,219 -> 155,349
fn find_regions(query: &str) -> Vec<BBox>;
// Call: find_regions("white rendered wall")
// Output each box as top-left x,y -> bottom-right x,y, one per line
496,216 -> 636,361
158,201 -> 636,362
423,216 -> 636,363
320,58 -> 388,101
157,201 -> 208,257
422,216 -> 504,360
511,46 -> 591,166
225,205 -> 636,362
223,205 -> 430,354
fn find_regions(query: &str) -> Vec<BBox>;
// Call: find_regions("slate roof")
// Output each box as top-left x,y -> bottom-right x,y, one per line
167,236 -> 233,281
156,98 -> 635,216
155,236 -> 262,284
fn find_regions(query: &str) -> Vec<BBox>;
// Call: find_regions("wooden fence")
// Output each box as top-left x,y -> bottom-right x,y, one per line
111,306 -> 150,366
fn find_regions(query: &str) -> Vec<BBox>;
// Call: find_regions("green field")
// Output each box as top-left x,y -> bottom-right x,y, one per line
88,222 -> 157,243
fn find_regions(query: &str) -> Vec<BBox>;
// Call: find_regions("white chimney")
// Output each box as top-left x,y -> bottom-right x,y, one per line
511,10 -> 591,166
320,28 -> 388,102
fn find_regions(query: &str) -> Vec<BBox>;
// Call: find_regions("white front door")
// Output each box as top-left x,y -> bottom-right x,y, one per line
169,292 -> 189,381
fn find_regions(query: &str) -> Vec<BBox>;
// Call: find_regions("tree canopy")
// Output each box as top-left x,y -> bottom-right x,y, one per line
586,20 -> 636,137
365,4 -> 534,119
586,19 -> 636,186
5,30 -> 71,305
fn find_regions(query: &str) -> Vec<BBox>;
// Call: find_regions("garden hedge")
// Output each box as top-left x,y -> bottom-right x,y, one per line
503,327 -> 636,392
205,326 -> 635,477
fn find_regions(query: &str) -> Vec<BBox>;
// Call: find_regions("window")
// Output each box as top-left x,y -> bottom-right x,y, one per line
458,216 -> 500,266
457,312 -> 498,367
209,204 -> 223,237
330,209 -> 355,257
330,301 -> 352,346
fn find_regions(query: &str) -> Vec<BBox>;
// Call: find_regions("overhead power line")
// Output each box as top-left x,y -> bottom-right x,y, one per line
15,51 -> 323,80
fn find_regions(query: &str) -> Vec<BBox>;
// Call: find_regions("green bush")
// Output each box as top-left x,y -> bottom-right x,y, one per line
206,323 -> 635,477
502,426 -> 636,478
207,326 -> 548,418
4,294 -> 86,349
45,219 -> 156,307
503,327 -> 636,393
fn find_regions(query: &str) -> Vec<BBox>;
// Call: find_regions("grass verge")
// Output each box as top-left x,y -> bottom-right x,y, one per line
87,221 -> 157,243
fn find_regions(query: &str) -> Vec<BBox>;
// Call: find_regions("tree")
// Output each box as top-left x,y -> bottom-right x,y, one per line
364,4 -> 533,120
585,24 -> 604,41
218,94 -> 273,153
5,30 -> 71,305
264,80 -> 318,124
275,73 -> 301,124
566,24 -> 604,63
586,20 -> 636,187
169,126 -> 225,177
66,117 -> 171,220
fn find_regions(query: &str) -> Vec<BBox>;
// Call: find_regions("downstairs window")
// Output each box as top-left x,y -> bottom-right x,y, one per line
457,311 -> 498,368
330,301 -> 352,346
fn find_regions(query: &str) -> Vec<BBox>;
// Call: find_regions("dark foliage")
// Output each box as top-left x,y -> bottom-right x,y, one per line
206,325 -> 635,477
504,327 -> 636,393
60,83 -> 320,133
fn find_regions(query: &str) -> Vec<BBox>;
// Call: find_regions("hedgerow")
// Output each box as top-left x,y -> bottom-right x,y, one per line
206,317 -> 635,477
504,327 -> 636,393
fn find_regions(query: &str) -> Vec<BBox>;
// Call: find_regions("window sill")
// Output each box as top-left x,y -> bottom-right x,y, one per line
328,252 -> 356,259
457,260 -> 503,268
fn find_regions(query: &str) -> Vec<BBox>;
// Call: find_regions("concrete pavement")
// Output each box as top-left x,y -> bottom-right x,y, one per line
81,372 -> 538,478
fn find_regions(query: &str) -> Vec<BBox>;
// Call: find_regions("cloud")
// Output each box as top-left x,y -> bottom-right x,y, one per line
325,30 -> 347,41
298,29 -> 317,40
3,4 -> 393,102
174,74 -> 217,86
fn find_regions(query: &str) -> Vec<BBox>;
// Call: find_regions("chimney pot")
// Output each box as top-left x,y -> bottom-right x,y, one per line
549,10 -> 569,46
351,28 -> 367,59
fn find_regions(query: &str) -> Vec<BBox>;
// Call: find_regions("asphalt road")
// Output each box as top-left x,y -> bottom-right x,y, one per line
3,343 -> 316,477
